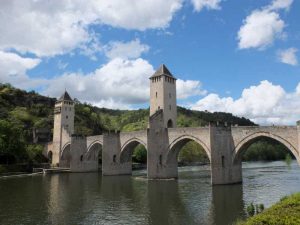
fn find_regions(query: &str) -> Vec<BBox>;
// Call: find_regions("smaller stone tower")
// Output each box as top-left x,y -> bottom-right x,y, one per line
150,64 -> 177,128
51,91 -> 74,165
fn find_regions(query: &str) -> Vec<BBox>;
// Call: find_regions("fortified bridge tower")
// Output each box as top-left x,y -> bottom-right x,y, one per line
149,64 -> 177,128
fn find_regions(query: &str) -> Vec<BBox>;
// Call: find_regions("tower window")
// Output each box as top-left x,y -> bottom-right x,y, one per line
169,93 -> 171,98
66,116 -> 68,119
156,92 -> 157,98
169,105 -> 171,110
158,106 -> 160,110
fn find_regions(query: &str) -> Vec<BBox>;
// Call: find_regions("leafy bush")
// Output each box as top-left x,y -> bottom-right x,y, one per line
239,193 -> 300,225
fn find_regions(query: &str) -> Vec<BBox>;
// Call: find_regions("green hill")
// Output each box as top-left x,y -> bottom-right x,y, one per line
1,83 -> 291,168
0,83 -> 255,138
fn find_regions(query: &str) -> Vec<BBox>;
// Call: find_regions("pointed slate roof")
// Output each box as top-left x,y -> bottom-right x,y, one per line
58,91 -> 73,101
150,64 -> 175,79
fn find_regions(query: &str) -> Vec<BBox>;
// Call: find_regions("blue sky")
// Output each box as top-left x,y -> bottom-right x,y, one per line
0,0 -> 299,124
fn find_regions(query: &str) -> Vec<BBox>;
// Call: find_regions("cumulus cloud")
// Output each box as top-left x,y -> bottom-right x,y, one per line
191,0 -> 222,12
237,0 -> 295,50
104,39 -> 150,60
191,80 -> 300,125
42,58 -> 153,106
0,0 -> 182,57
0,51 -> 44,89
27,58 -> 202,109
177,79 -> 207,99
267,0 -> 294,11
93,0 -> 183,30
238,10 -> 285,50
277,48 -> 298,66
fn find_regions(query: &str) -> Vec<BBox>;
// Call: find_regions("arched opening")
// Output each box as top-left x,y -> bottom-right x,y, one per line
234,136 -> 297,164
60,144 -> 71,168
48,151 -> 53,164
86,142 -> 102,171
167,119 -> 173,128
233,135 -> 299,182
166,136 -> 211,178
120,139 -> 147,175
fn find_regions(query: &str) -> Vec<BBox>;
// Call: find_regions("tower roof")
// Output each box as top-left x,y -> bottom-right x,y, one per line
58,91 -> 73,101
150,64 -> 176,79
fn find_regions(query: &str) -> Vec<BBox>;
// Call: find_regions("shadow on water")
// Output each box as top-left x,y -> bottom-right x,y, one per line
147,179 -> 193,225
210,184 -> 246,225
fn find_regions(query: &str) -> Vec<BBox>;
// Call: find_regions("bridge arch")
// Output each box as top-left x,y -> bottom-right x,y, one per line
120,138 -> 147,164
60,143 -> 71,168
167,119 -> 174,128
233,132 -> 300,164
166,135 -> 211,164
86,141 -> 103,162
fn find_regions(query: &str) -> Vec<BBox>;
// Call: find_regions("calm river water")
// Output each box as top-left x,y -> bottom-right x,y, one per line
0,161 -> 299,225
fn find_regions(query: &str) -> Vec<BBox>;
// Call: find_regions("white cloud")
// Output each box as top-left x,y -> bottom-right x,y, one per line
277,48 -> 298,66
0,0 -> 182,57
238,10 -> 285,50
0,51 -> 44,89
42,58 -> 153,106
267,0 -> 294,11
104,39 -> 150,60
191,0 -> 222,12
191,80 -> 300,125
93,0 -> 183,30
177,79 -> 207,99
36,59 -> 202,108
0,50 -> 204,109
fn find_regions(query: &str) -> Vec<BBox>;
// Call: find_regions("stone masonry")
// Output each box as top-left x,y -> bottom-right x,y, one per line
46,64 -> 300,185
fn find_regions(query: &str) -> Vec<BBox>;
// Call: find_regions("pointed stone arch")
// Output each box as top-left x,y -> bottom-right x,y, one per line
120,138 -> 147,164
60,143 -> 71,168
86,141 -> 103,162
233,132 -> 300,164
167,119 -> 174,128
166,135 -> 211,164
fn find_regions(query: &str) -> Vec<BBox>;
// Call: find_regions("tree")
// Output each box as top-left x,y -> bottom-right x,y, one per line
0,120 -> 27,164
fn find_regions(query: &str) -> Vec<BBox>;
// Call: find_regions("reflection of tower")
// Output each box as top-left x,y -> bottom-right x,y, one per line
52,91 -> 74,165
149,64 -> 177,128
211,184 -> 245,225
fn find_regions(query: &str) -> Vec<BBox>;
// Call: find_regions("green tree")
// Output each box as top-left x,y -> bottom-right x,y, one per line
0,120 -> 27,164
132,144 -> 147,164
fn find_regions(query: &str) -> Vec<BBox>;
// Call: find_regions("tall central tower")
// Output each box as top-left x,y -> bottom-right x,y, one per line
149,64 -> 177,128
52,91 -> 74,165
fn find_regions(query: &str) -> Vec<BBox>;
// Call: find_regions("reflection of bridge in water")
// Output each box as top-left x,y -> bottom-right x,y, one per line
46,64 -> 300,185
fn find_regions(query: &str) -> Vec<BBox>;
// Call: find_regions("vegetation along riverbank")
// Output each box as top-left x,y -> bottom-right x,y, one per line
238,192 -> 300,225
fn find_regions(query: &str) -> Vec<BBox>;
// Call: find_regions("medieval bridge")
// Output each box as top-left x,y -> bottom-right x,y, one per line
46,65 -> 300,185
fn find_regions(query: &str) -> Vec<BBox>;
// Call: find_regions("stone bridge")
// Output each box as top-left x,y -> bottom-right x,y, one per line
59,112 -> 300,185
47,65 -> 300,185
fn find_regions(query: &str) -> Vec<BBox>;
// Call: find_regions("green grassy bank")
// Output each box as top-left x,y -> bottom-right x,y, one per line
239,193 -> 300,225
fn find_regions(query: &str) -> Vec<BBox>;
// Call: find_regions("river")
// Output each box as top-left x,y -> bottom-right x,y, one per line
0,161 -> 299,225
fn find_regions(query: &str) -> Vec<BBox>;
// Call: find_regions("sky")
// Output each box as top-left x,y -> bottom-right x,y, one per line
0,0 -> 299,125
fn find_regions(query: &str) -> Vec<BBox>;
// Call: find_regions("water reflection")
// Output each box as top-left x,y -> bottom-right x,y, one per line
210,184 -> 245,225
0,161 -> 299,225
148,180 -> 192,225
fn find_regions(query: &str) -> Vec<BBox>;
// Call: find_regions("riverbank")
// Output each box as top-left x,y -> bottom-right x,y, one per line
238,192 -> 300,225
